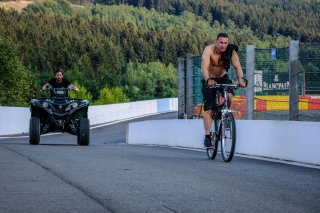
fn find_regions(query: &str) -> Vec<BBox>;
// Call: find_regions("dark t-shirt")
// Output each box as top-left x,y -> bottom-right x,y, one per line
48,78 -> 71,97
49,78 -> 71,88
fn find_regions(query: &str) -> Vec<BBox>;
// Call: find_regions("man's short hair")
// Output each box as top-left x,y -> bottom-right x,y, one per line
217,33 -> 229,40
55,68 -> 64,74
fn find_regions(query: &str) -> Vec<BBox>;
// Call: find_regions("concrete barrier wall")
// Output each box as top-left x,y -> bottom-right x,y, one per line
127,119 -> 320,166
0,106 -> 31,136
0,98 -> 178,136
88,98 -> 178,126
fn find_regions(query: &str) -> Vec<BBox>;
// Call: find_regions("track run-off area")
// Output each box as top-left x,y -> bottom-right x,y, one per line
0,112 -> 319,213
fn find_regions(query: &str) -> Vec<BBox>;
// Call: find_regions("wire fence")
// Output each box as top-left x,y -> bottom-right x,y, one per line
178,42 -> 320,121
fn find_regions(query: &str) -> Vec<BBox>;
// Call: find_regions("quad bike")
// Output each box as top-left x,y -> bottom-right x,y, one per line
29,86 -> 90,146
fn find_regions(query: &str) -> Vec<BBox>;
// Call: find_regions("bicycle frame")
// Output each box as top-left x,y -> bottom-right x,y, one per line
212,84 -> 237,134
212,83 -> 239,117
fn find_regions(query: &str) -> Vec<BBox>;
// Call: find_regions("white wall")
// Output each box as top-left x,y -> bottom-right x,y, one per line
127,119 -> 320,166
0,106 -> 31,136
0,98 -> 178,136
89,98 -> 178,126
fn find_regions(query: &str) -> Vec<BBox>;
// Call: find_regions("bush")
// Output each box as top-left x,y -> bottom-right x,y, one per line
94,86 -> 129,105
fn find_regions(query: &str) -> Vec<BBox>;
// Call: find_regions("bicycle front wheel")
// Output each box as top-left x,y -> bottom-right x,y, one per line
221,112 -> 236,162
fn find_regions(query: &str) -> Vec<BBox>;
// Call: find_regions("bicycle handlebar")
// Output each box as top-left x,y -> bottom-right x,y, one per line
206,77 -> 248,89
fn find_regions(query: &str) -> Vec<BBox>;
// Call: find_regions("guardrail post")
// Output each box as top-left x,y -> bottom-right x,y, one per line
186,54 -> 194,118
178,57 -> 186,119
246,45 -> 255,120
289,40 -> 299,121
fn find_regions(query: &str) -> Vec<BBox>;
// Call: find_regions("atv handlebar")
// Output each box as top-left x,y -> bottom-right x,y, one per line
41,85 -> 76,92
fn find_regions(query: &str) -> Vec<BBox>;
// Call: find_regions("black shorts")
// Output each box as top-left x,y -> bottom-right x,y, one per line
201,74 -> 234,111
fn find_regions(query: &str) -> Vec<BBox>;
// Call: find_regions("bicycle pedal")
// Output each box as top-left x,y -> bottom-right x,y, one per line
206,147 -> 215,150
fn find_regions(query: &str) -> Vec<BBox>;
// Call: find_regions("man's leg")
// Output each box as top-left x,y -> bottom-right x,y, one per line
203,109 -> 213,147
201,82 -> 215,147
227,92 -> 233,108
203,109 -> 213,135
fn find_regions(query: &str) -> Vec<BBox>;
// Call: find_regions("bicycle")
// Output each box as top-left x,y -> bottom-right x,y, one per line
205,77 -> 247,162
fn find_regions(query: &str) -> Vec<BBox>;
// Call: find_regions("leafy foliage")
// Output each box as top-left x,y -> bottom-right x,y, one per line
0,0 -> 319,106
123,61 -> 177,101
94,0 -> 320,42
0,37 -> 32,106
26,0 -> 73,15
94,86 -> 129,105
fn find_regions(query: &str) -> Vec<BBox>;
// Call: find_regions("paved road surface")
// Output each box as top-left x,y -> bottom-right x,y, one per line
1,112 -> 319,212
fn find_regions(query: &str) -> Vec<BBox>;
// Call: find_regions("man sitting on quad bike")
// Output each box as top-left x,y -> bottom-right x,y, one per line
29,67 -> 90,146
42,68 -> 79,96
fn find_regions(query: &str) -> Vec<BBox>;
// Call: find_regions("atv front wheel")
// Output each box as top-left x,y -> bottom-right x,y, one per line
77,118 -> 90,146
29,117 -> 40,145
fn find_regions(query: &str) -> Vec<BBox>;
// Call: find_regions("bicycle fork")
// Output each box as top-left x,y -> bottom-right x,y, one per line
214,111 -> 231,143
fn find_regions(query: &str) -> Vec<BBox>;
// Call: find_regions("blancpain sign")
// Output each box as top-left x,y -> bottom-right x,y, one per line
263,81 -> 289,90
255,71 -> 289,91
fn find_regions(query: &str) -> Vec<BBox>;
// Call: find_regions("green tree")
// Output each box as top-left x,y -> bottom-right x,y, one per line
0,37 -> 32,106
25,0 -> 73,15
123,61 -> 177,101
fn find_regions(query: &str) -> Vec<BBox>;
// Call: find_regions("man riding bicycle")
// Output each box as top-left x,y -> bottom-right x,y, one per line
201,33 -> 246,148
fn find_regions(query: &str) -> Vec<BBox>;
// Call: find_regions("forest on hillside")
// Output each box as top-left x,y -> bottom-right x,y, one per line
69,0 -> 320,42
0,0 -> 319,106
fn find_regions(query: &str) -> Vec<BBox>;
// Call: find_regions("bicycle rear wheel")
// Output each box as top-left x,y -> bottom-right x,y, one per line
221,112 -> 236,162
207,119 -> 219,159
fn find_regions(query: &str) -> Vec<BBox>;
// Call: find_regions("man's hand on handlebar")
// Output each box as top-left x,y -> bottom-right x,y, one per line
73,87 -> 79,92
41,84 -> 50,91
238,77 -> 247,88
207,78 -> 216,87
68,85 -> 79,92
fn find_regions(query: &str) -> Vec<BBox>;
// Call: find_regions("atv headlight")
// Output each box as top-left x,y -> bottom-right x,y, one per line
42,102 -> 48,108
65,104 -> 72,111
71,102 -> 78,108
65,102 -> 79,111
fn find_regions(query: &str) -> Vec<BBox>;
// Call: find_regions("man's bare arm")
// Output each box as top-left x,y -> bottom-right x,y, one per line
231,50 -> 246,87
201,46 -> 211,81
